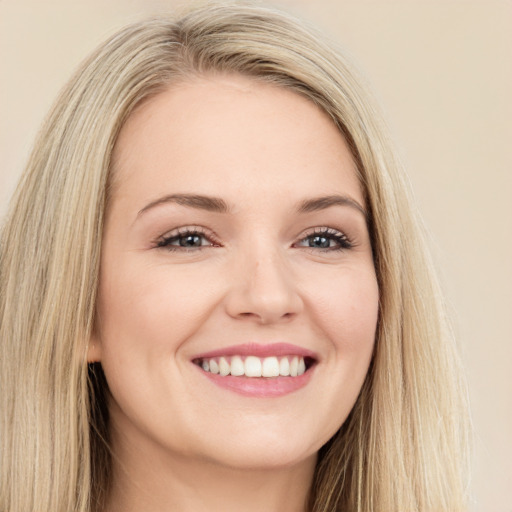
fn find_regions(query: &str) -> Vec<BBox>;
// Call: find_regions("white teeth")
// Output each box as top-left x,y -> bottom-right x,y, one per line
199,355 -> 309,378
289,356 -> 299,377
279,357 -> 290,376
297,357 -> 306,376
262,356 -> 279,377
209,359 -> 219,374
244,356 -> 262,377
219,357 -> 230,376
230,355 -> 244,376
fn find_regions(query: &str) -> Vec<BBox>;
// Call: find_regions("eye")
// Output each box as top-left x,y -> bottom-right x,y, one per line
295,228 -> 352,251
156,227 -> 218,251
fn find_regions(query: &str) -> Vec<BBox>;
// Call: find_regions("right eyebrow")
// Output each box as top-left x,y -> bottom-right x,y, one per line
297,194 -> 367,218
137,193 -> 230,218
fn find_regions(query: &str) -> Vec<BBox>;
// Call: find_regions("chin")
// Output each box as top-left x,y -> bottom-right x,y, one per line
186,423 -> 325,471
205,444 -> 318,472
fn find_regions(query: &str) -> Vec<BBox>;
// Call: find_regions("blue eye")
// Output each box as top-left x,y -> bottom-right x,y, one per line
157,228 -> 215,251
296,228 -> 352,251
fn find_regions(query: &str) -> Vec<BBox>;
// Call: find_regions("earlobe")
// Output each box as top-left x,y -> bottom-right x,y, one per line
87,335 -> 102,363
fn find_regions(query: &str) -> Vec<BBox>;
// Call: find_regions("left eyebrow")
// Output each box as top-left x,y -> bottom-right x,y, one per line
297,195 -> 367,218
137,193 -> 230,217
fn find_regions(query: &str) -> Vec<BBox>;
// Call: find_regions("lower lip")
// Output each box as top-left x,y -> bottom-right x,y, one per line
197,366 -> 314,397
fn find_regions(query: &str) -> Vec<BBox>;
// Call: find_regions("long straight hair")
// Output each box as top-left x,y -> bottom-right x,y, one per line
0,3 -> 470,511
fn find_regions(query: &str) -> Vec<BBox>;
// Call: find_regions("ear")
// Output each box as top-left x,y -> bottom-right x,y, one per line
87,332 -> 102,363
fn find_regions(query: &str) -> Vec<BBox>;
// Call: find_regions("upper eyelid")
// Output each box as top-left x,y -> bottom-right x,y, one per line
155,226 -> 219,247
160,225 -> 211,238
302,226 -> 342,233
297,226 -> 349,239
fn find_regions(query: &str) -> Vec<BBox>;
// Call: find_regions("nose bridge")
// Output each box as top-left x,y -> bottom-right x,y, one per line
226,238 -> 302,323
250,246 -> 290,295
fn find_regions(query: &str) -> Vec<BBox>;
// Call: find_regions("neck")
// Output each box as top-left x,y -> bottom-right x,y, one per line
105,433 -> 316,512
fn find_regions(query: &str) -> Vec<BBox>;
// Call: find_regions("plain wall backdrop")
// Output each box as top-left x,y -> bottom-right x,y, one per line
1,1 -> 511,510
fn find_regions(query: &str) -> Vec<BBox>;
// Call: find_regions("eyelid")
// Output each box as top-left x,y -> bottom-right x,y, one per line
294,226 -> 353,250
155,225 -> 221,250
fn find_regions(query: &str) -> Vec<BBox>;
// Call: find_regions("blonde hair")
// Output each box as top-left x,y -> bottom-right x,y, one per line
0,3 -> 470,511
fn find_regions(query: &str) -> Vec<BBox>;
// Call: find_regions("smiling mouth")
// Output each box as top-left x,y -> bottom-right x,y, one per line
193,355 -> 316,378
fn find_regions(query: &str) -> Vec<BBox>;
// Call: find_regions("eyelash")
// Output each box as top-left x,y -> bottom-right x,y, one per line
156,226 -> 353,252
156,226 -> 219,251
294,227 -> 353,252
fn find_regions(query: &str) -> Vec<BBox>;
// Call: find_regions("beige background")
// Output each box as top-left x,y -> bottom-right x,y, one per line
1,1 -> 510,510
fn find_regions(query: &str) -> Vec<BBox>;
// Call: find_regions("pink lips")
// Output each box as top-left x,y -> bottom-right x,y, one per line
193,342 -> 317,360
192,343 -> 317,398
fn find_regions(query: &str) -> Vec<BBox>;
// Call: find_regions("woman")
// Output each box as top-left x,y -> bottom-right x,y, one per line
0,3 -> 470,511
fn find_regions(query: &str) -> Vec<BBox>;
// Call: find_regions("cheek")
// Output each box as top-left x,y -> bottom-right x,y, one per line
97,262 -> 221,358
95,263 -> 221,425
293,267 -> 378,443
307,266 -> 379,356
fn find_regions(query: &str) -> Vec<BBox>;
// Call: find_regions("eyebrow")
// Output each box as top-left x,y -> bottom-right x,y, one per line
138,194 -> 230,217
297,195 -> 367,217
137,193 -> 366,218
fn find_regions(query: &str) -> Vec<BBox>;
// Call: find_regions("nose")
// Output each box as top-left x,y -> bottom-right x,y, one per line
224,247 -> 304,324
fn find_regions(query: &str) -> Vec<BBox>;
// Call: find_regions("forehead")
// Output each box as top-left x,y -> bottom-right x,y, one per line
110,74 -> 363,210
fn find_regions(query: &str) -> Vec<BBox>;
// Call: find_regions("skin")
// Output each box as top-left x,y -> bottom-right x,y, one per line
90,74 -> 379,512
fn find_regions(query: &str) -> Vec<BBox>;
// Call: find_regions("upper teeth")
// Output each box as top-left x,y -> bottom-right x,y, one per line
199,356 -> 307,378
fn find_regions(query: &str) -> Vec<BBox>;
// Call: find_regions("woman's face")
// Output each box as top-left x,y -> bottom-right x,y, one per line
92,75 -> 379,470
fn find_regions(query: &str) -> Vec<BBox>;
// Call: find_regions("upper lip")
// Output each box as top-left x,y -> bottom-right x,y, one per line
192,342 -> 318,360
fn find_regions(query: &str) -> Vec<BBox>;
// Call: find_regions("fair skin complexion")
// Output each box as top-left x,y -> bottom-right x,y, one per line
90,74 -> 379,512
